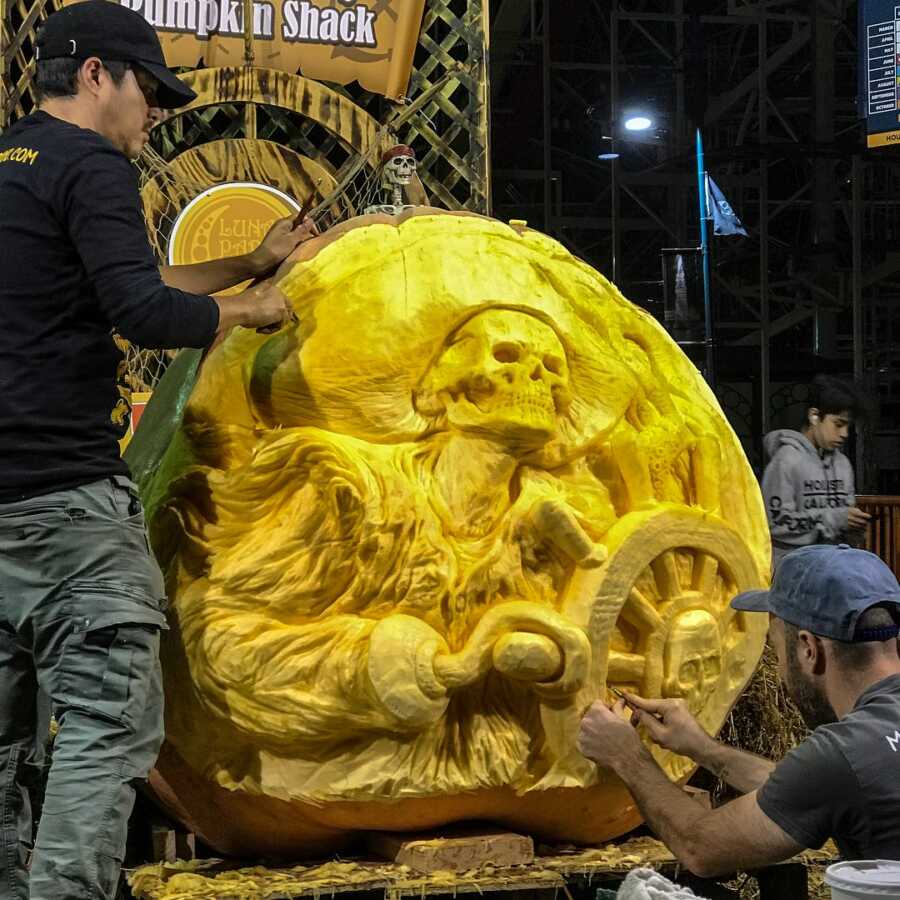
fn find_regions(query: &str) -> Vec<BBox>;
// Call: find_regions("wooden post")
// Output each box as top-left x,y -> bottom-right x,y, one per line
150,823 -> 197,863
0,0 -> 9,130
242,0 -> 256,139
475,0 -> 491,215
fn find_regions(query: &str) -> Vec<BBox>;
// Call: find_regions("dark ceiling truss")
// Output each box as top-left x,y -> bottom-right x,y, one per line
490,0 -> 900,481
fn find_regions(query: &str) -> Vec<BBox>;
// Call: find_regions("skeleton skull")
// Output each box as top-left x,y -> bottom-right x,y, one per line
662,609 -> 723,714
382,152 -> 417,188
416,309 -> 571,449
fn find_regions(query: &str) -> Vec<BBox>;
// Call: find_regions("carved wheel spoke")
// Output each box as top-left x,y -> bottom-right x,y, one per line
650,550 -> 683,603
692,551 -> 719,597
621,587 -> 664,632
607,650 -> 646,682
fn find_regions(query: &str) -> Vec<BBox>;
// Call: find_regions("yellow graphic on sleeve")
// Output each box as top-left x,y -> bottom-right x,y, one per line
168,182 -> 299,296
0,147 -> 39,165
111,333 -> 133,434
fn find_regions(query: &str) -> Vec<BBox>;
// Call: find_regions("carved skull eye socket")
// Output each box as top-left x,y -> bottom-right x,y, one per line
680,659 -> 700,682
543,355 -> 563,375
493,343 -> 521,364
704,657 -> 722,679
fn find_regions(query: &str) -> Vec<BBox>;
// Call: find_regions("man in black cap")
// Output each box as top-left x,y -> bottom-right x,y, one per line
0,3 -> 316,896
578,545 -> 900,874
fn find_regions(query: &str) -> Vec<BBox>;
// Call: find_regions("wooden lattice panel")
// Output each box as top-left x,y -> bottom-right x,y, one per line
404,0 -> 489,211
0,0 -> 490,213
0,0 -> 58,126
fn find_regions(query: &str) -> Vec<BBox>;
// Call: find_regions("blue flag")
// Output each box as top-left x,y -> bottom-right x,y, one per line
707,175 -> 748,236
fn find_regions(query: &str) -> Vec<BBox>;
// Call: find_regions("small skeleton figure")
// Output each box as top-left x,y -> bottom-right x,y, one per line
382,144 -> 416,204
365,144 -> 417,216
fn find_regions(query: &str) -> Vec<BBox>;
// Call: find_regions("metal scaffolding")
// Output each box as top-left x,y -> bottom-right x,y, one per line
490,0 -> 900,487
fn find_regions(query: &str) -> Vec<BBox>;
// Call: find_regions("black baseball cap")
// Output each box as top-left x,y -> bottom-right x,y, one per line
731,544 -> 900,642
35,1 -> 196,109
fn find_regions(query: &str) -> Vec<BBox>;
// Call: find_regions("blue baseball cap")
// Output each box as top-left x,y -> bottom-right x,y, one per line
731,544 -> 900,642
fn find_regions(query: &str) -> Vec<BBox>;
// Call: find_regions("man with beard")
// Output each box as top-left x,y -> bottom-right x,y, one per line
578,544 -> 900,874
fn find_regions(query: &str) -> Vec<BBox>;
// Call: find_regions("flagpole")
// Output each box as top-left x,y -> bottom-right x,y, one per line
696,126 -> 716,390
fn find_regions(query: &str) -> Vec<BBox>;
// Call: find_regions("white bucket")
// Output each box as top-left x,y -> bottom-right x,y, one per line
826,861 -> 900,899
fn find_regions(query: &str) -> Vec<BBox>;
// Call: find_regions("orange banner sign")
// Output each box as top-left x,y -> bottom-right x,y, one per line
113,0 -> 425,99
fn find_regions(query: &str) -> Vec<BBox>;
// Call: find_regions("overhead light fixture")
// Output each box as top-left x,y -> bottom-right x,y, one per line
624,115 -> 653,132
598,152 -> 620,160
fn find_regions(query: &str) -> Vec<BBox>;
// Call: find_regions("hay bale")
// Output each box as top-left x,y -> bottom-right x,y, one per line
720,643 -> 808,762
690,643 -> 806,807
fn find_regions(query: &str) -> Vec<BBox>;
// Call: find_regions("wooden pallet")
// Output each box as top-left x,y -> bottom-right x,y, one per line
127,836 -> 672,900
126,829 -> 834,900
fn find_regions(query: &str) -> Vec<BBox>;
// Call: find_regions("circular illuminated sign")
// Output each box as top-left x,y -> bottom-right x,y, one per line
168,182 -> 300,295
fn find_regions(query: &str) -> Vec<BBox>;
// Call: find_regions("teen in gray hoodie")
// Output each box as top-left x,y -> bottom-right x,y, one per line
762,376 -> 870,568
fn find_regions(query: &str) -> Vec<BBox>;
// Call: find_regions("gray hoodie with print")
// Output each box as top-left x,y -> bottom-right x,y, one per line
762,429 -> 855,567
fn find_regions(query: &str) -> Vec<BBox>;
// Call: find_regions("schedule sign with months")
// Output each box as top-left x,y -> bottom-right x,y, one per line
861,1 -> 900,147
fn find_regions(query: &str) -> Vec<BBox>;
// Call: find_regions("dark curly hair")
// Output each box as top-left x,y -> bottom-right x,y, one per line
804,374 -> 866,425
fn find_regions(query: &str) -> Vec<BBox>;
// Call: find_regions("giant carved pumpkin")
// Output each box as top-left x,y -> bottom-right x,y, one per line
137,210 -> 769,856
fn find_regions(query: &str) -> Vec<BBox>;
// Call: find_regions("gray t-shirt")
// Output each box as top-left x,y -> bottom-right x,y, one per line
758,674 -> 900,859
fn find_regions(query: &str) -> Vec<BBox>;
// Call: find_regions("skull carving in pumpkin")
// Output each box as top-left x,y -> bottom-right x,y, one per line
662,610 -> 724,714
415,309 -> 571,447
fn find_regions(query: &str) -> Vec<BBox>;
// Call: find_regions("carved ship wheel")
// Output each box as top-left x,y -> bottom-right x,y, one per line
562,505 -> 766,778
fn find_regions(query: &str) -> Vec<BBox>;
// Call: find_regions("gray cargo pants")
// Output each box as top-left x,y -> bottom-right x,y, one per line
0,476 -> 167,899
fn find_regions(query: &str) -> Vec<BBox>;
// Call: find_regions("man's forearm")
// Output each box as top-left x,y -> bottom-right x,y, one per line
614,752 -> 799,877
693,738 -> 775,794
611,747 -> 711,870
160,253 -> 265,296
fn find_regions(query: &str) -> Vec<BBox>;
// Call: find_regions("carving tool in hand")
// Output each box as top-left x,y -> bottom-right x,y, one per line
292,193 -> 317,228
608,685 -> 662,720
256,195 -> 318,334
608,685 -> 632,707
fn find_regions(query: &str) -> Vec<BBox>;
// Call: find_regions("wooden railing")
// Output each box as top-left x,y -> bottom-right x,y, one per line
858,496 -> 900,579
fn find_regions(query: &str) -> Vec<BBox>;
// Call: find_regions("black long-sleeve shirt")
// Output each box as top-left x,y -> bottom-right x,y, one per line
0,110 -> 219,502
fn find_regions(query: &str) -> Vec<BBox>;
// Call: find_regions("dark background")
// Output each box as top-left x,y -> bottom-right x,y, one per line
487,0 -> 899,486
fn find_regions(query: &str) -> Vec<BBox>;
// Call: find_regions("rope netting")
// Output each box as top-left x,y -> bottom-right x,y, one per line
122,65 -> 461,394
124,139 -> 385,393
